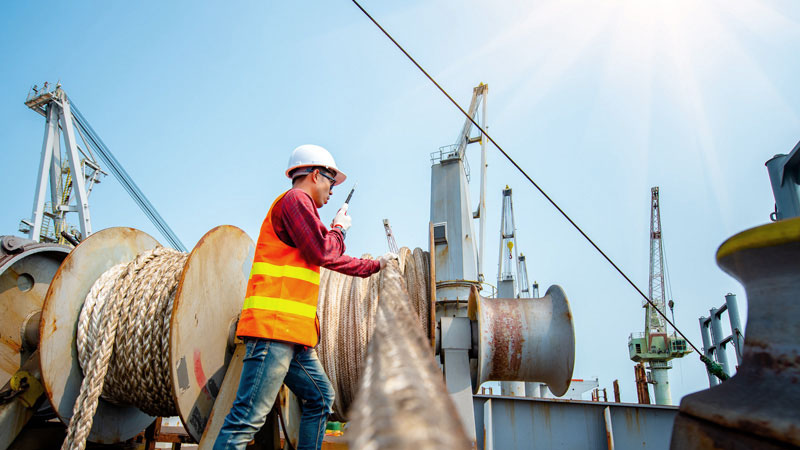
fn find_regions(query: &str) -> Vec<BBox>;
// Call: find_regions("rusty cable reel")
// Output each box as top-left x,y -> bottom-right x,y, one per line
468,284 -> 576,396
0,236 -> 70,389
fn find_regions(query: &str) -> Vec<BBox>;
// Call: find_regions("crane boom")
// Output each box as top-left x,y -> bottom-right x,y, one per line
23,84 -> 187,251
647,187 -> 667,337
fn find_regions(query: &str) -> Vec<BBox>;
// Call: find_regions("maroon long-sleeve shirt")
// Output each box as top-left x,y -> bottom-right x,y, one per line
271,188 -> 380,277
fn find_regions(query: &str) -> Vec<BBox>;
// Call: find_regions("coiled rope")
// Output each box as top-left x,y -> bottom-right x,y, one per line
62,244 -> 430,447
63,246 -> 187,450
317,247 -> 431,421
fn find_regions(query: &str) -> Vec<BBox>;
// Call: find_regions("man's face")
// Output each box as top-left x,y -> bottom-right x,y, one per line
311,169 -> 335,208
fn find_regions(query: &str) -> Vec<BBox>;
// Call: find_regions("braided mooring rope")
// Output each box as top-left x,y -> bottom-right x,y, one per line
63,247 -> 187,450
317,247 -> 431,421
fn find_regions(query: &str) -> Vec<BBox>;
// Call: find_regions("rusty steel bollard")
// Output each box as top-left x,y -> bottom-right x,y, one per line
670,218 -> 800,449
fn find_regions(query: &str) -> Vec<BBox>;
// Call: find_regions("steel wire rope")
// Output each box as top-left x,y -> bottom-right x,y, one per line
350,0 -> 703,357
68,100 -> 187,252
317,247 -> 431,421
661,233 -> 676,333
347,260 -> 470,449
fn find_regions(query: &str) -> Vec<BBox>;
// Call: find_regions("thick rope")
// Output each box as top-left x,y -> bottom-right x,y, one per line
63,247 -> 187,450
347,260 -> 470,449
317,247 -> 431,421
62,244 -> 428,446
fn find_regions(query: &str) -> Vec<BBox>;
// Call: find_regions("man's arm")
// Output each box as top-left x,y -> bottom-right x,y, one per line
323,253 -> 381,277
280,190 -> 380,277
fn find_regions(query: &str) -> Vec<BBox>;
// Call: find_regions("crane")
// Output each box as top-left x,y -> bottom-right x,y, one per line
497,186 -> 519,298
21,83 -> 186,251
628,187 -> 691,405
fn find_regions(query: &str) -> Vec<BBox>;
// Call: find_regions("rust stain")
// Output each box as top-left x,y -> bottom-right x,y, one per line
0,346 -> 20,376
196,230 -> 212,248
734,417 -> 791,439
0,335 -> 21,353
540,402 -> 551,429
747,347 -> 800,375
624,408 -> 634,430
488,300 -> 523,379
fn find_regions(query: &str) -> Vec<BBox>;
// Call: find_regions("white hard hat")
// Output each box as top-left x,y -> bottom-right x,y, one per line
286,144 -> 347,186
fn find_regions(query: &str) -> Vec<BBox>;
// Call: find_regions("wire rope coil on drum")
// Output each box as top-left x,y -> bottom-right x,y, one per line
317,247 -> 431,421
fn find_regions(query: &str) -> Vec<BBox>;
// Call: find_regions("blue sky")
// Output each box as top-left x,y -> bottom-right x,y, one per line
2,1 -> 800,405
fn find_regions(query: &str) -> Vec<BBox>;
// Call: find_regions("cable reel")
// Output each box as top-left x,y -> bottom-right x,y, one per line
467,285 -> 576,396
38,226 -> 254,444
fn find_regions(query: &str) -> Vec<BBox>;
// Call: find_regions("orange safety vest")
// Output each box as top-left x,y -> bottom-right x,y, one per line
236,191 -> 321,346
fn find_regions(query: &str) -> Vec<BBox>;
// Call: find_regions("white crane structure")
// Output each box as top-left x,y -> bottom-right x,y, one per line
20,83 -> 186,251
497,185 -> 519,299
628,186 -> 691,405
20,83 -> 104,244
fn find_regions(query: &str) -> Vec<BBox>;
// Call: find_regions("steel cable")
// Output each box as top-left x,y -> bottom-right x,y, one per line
69,101 -> 187,252
347,260 -> 470,449
317,247 -> 431,421
350,0 -> 702,357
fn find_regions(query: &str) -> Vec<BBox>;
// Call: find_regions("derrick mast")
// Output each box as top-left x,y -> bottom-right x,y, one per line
20,83 -> 105,244
628,187 -> 691,405
517,253 -> 531,298
647,187 -> 667,339
496,186 -> 525,396
497,186 -> 519,299
20,82 -> 186,251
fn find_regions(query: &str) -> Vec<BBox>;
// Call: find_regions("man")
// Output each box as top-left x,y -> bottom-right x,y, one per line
215,144 -> 394,449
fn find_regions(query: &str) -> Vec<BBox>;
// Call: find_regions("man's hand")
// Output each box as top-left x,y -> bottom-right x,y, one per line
332,204 -> 352,232
377,252 -> 399,269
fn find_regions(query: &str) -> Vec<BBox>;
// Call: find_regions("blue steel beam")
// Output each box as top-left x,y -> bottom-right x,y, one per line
474,395 -> 677,450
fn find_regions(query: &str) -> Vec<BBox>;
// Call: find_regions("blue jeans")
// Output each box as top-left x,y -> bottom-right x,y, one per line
213,338 -> 335,450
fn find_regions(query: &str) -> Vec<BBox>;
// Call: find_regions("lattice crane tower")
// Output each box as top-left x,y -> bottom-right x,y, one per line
497,186 -> 519,299
628,187 -> 691,405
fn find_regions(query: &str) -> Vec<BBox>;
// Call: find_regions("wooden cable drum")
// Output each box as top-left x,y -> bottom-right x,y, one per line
39,226 -> 253,448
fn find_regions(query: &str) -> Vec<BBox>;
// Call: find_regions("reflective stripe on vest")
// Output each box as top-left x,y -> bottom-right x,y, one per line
236,190 -> 321,346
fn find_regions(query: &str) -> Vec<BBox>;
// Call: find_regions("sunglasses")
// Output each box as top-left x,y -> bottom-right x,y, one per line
317,170 -> 336,186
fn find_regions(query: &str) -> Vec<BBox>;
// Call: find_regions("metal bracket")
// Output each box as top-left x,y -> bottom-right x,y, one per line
440,316 -> 472,351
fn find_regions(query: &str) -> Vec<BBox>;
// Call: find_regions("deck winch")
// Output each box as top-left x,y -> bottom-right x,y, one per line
468,285 -> 575,397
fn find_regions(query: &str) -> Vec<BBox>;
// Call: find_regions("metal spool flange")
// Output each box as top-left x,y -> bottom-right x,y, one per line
39,227 -> 160,443
0,236 -> 70,387
468,284 -> 576,396
169,225 -> 254,442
